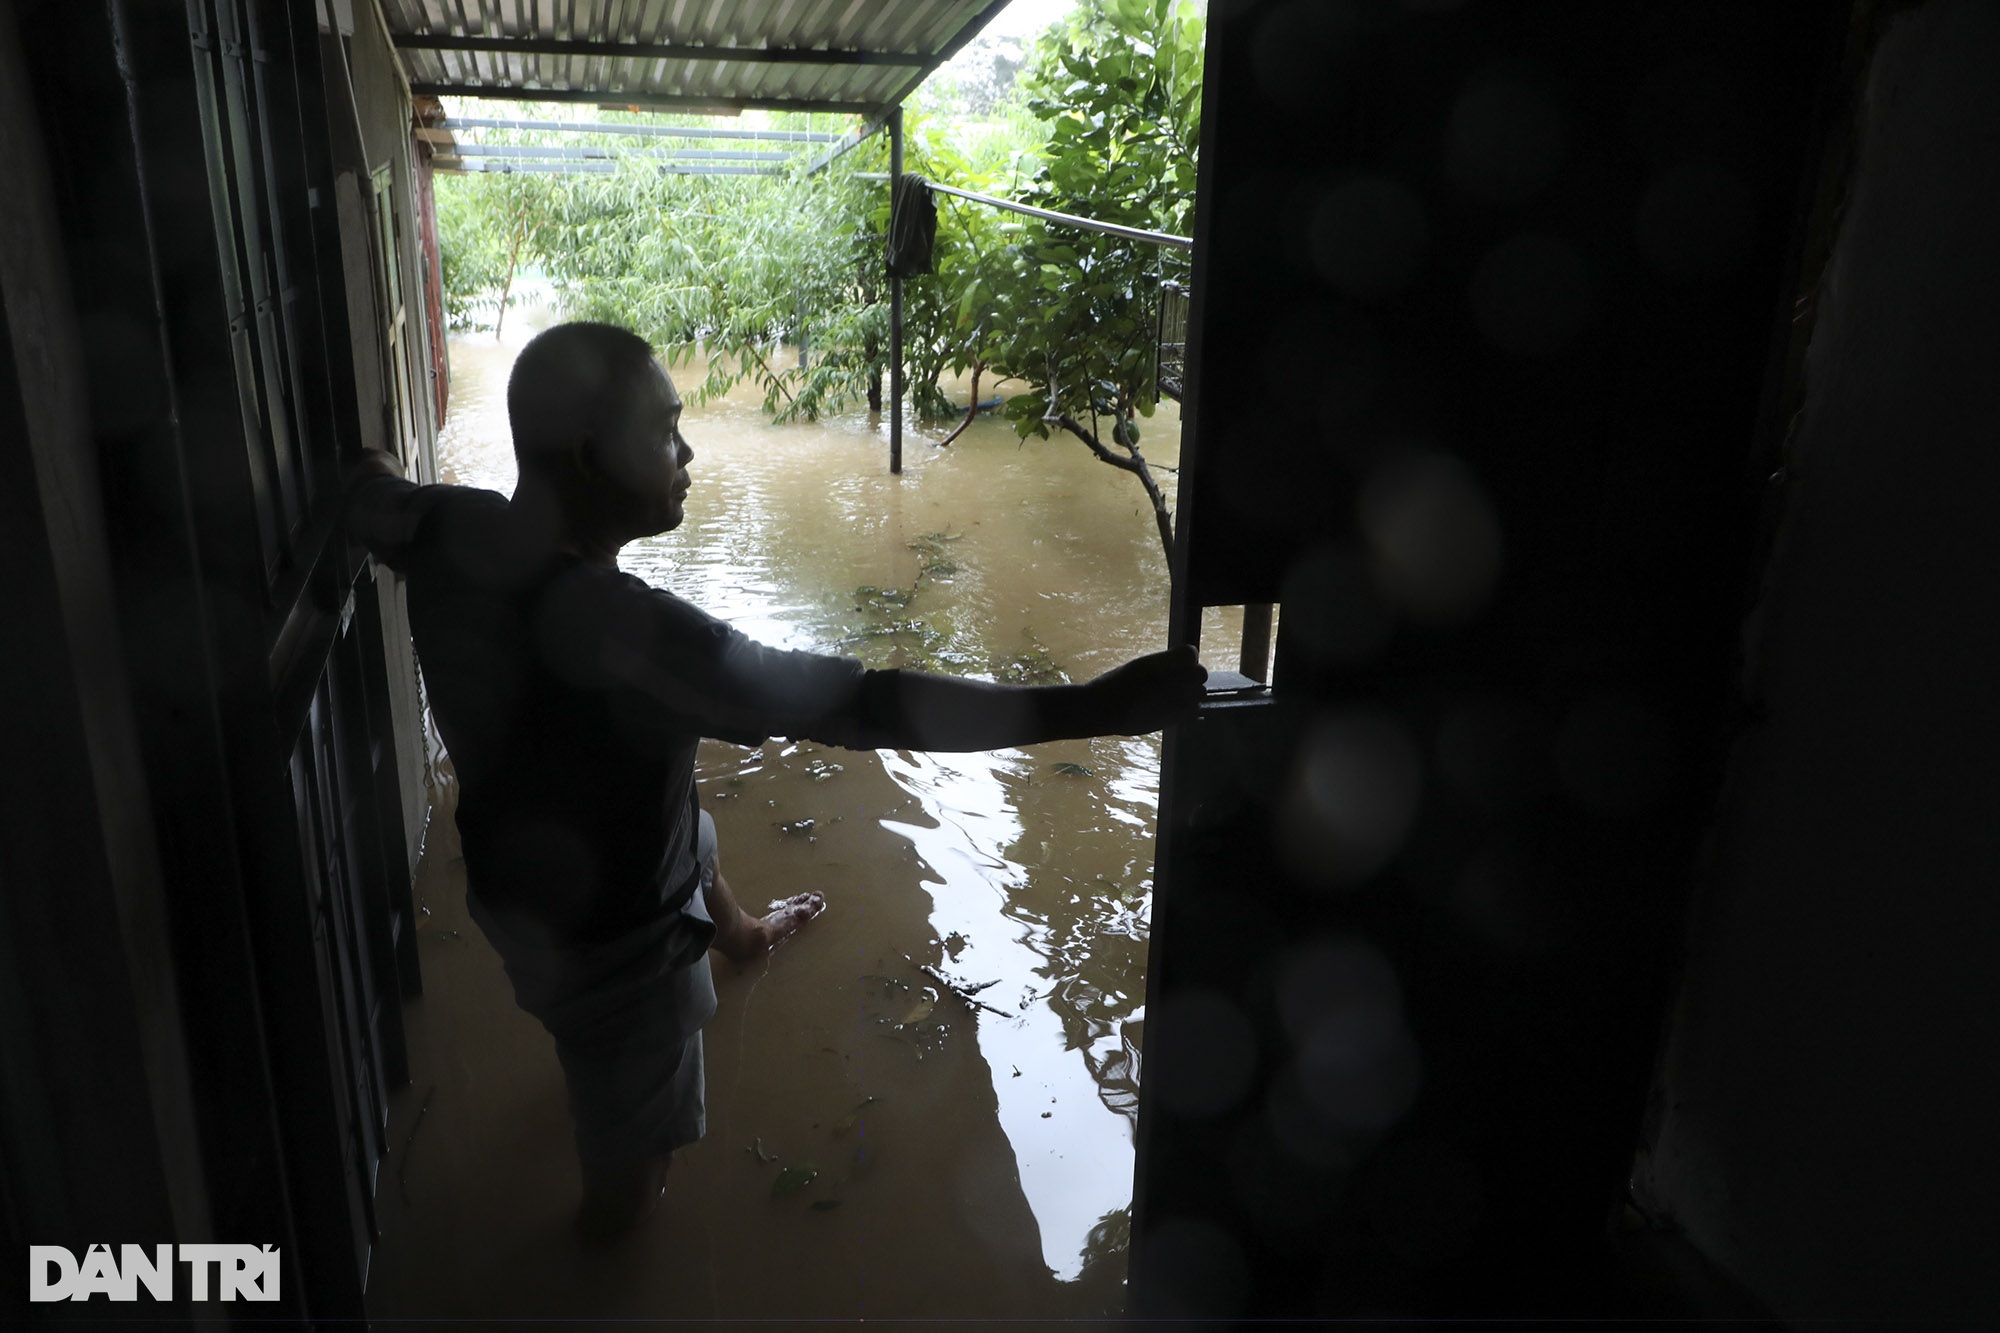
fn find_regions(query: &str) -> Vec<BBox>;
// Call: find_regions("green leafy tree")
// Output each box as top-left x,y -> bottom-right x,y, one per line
518,123 -> 894,421
434,172 -> 509,330
894,111 -> 1047,429
981,0 -> 1204,562
447,108 -> 1048,428
432,106 -> 883,409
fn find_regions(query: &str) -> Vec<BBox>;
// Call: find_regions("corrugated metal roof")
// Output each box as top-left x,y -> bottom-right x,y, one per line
383,0 -> 1012,116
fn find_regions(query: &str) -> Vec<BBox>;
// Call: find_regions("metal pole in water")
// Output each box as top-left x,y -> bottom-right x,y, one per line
888,106 -> 904,476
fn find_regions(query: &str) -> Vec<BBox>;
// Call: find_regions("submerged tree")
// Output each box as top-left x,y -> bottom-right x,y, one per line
980,0 -> 1204,563
554,163 -> 882,419
432,109 -> 892,417
434,168 -> 509,330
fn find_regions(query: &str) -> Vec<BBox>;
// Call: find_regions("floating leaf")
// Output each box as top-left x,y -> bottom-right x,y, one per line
878,1031 -> 925,1061
810,1199 -> 842,1212
996,647 -> 1065,685
771,1164 -> 819,1199
745,1137 -> 777,1164
899,995 -> 935,1026
1049,762 -> 1093,777
833,1096 -> 881,1136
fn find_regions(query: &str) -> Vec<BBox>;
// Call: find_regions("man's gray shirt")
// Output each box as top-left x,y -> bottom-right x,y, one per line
350,477 -> 867,946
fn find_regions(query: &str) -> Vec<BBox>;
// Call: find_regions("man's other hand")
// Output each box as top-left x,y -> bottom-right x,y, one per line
345,447 -> 406,492
1084,645 -> 1207,735
343,449 -> 420,572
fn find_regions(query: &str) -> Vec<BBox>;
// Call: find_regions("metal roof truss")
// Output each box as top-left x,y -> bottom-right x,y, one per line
381,0 -> 1012,119
436,159 -> 779,176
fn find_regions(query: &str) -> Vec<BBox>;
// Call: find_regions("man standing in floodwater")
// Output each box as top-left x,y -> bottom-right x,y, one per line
346,321 -> 1203,1242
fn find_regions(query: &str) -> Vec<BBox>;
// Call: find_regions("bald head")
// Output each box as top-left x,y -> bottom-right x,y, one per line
505,322 -> 692,555
507,321 -> 664,472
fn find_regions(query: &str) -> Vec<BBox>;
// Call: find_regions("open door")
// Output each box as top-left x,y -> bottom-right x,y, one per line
1131,0 -> 1838,1317
182,0 -> 420,1307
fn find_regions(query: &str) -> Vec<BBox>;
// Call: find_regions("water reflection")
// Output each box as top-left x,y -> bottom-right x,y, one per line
437,319 -> 1182,1284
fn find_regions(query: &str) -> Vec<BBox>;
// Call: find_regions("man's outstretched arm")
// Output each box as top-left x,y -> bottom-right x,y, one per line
561,530 -> 1208,754
814,648 -> 1206,752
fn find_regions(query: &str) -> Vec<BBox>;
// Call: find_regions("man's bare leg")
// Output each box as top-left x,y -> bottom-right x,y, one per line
575,1153 -> 668,1245
705,864 -> 824,963
571,856 -> 819,1240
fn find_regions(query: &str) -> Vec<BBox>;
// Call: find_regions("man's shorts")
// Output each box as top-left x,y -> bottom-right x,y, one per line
467,810 -> 721,1168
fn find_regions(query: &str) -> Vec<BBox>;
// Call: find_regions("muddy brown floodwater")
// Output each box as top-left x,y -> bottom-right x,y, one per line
364,310 -> 1241,1321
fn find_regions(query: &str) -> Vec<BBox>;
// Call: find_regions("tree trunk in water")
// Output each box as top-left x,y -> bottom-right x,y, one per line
1131,450 -> 1175,563
866,339 -> 882,413
494,224 -> 524,342
1055,412 -> 1174,565
743,342 -> 797,411
937,362 -> 983,447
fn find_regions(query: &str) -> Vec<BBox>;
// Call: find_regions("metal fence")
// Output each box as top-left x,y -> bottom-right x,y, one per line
1156,279 -> 1190,404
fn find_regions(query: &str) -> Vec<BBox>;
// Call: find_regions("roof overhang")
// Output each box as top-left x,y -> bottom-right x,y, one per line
382,0 -> 1014,119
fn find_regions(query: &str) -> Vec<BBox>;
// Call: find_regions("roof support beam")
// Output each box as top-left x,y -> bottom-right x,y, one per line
409,84 -> 873,115
451,144 -> 792,161
434,159 -> 780,176
804,112 -> 889,174
441,116 -> 841,142
393,34 -> 928,67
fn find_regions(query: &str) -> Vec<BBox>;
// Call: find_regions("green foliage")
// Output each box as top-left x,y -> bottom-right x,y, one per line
893,109 -> 1047,418
433,105 -> 916,419
991,0 -> 1203,446
434,175 -> 507,329
770,1163 -> 819,1198
542,159 -> 885,419
436,166 -> 571,334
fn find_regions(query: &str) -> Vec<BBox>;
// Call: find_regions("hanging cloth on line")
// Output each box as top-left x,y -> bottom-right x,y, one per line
886,173 -> 937,277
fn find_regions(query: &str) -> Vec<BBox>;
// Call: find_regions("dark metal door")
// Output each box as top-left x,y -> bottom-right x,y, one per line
1132,0 -> 1839,1317
184,0 -> 417,1302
